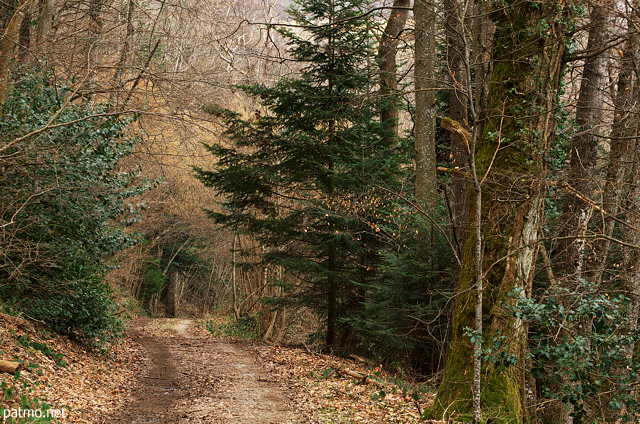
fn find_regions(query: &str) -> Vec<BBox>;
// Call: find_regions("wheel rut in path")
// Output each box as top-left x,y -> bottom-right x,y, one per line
104,318 -> 296,423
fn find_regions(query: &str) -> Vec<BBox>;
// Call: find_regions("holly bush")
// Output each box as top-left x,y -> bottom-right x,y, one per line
0,70 -> 151,346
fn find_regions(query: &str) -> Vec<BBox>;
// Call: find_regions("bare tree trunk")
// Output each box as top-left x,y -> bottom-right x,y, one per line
112,0 -> 134,102
378,0 -> 410,143
325,9 -> 338,350
471,0 -> 490,136
274,307 -> 286,344
326,245 -> 337,349
232,234 -> 240,320
414,0 -> 437,258
445,0 -> 469,263
623,145 -> 640,321
35,0 -> 53,57
550,3 -> 612,421
593,29 -> 639,284
592,43 -> 640,412
262,279 -> 278,342
555,0 -> 612,286
17,6 -> 31,63
0,0 -> 31,107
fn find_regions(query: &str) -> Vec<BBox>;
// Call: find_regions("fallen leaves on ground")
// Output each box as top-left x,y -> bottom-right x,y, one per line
1,313 -> 439,423
0,313 -> 141,423
251,343 -> 437,423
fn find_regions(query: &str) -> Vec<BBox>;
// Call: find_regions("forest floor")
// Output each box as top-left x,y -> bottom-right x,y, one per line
1,315 -> 437,423
104,318 -> 300,423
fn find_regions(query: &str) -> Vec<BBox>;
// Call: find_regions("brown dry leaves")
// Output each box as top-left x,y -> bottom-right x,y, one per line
0,314 -> 141,423
252,343 -> 436,423
1,314 -> 436,423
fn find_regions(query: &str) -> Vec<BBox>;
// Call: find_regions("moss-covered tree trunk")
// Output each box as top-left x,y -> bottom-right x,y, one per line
427,0 -> 574,422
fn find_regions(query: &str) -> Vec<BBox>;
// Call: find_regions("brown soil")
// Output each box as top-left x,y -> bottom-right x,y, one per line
103,318 -> 299,423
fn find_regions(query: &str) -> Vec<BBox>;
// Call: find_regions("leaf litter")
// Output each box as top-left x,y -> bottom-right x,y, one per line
1,314 -> 437,423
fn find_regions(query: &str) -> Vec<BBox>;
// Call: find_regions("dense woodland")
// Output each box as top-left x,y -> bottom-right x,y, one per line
1,0 -> 640,421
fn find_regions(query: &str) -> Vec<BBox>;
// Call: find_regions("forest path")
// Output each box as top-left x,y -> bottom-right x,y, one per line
104,318 -> 296,423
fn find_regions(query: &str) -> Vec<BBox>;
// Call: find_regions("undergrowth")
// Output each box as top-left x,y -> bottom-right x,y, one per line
205,315 -> 260,340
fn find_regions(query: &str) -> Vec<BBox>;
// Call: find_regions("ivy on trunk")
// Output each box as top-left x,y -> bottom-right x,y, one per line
427,0 -> 579,421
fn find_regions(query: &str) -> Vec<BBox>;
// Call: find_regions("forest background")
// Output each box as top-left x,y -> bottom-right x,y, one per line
1,0 -> 640,421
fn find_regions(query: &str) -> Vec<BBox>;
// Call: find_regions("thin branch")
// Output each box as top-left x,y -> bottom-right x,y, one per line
0,188 -> 56,229
566,31 -> 629,62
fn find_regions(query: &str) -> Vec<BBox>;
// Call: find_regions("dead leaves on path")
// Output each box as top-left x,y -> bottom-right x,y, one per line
2,314 -> 436,423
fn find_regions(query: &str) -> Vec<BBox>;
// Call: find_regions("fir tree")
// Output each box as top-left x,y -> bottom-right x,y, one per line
195,0 -> 408,349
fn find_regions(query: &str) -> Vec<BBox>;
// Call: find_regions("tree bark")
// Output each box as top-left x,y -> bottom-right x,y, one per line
592,26 -> 639,284
17,6 -> 31,63
549,4 -> 612,421
555,0 -> 612,285
35,0 -> 53,57
414,0 -> 437,258
427,0 -> 571,421
623,145 -> 640,324
445,0 -> 469,262
378,0 -> 410,144
232,234 -> 240,320
112,0 -> 134,102
165,271 -> 179,317
326,245 -> 337,349
0,0 -> 31,107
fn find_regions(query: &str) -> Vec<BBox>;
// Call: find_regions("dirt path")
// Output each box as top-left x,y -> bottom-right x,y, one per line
104,318 -> 298,423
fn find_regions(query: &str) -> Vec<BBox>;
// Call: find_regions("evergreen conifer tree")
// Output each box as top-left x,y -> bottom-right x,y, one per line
195,0 -> 408,349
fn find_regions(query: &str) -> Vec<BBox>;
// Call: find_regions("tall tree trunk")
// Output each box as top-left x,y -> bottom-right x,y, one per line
594,49 -> 640,414
445,0 -> 469,268
548,3 -> 612,421
0,0 -> 31,107
471,0 -> 491,136
112,0 -> 134,103
414,0 -> 437,258
623,144 -> 640,331
619,143 -> 640,419
378,0 -> 410,143
35,0 -> 53,57
17,7 -> 31,63
592,20 -> 639,284
232,234 -> 240,320
427,0 -> 572,421
325,7 -> 337,350
555,0 -> 612,284
326,246 -> 337,349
